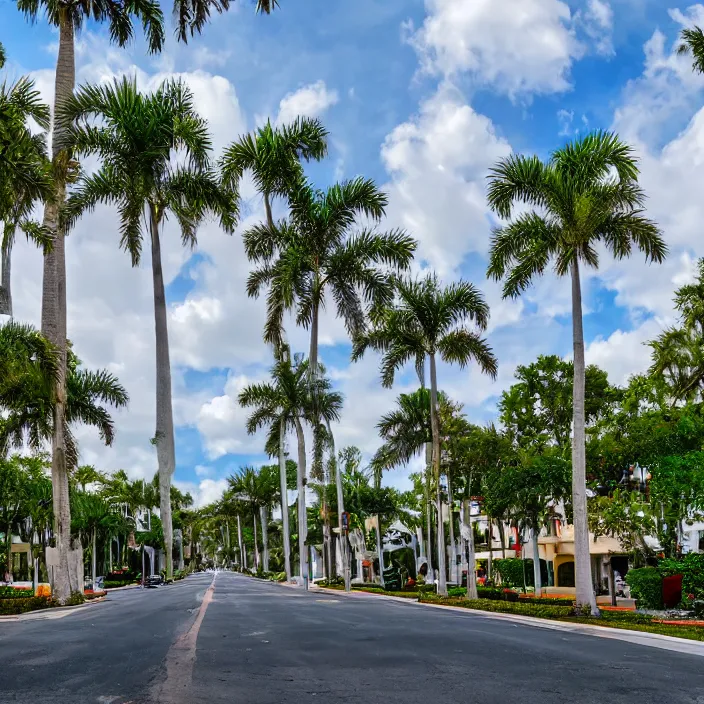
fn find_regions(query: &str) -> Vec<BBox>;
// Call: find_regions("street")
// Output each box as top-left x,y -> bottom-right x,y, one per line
1,571 -> 703,703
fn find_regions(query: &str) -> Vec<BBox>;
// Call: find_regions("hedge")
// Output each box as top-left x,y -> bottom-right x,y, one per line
419,594 -> 574,618
0,596 -> 54,615
658,553 -> 704,600
0,587 -> 35,599
626,567 -> 663,609
494,558 -> 531,588
103,580 -> 134,589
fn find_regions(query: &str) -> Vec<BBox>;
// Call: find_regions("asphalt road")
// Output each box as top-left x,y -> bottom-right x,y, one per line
1,571 -> 703,704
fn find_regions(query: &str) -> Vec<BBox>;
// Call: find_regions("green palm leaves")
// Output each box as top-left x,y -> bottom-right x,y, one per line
487,131 -> 666,298
61,77 -> 237,264
245,176 -> 416,353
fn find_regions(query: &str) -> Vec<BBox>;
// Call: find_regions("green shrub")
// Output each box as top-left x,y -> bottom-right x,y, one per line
65,592 -> 85,606
518,596 -> 574,606
103,580 -> 134,589
658,553 -> 704,600
0,587 -> 35,599
693,600 -> 704,619
494,558 -> 529,588
419,594 -> 574,618
0,596 -> 54,615
626,567 -> 663,609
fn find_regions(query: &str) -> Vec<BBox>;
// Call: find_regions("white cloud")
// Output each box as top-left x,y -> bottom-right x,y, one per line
276,80 -> 339,125
175,478 -> 229,508
407,0 -> 582,98
576,0 -> 615,57
380,83 -> 511,279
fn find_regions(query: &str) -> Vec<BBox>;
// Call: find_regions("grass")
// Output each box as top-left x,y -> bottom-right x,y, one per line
319,584 -> 704,643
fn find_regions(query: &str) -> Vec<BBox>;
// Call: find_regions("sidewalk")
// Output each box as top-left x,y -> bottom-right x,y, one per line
312,586 -> 704,658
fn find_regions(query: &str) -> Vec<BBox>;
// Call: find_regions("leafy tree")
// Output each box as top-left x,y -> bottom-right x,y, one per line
354,273 -> 497,595
487,131 -> 666,614
62,77 -> 236,579
220,117 -> 328,229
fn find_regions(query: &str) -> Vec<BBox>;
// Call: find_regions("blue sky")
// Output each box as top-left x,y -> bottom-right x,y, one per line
2,0 -> 703,504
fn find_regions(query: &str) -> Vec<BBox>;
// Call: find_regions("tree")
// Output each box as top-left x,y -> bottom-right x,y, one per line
228,467 -> 269,571
650,259 -> 704,403
220,117 -> 328,230
62,77 -> 236,579
0,74 -> 52,315
487,131 -> 666,614
678,24 -> 704,74
18,0 -> 164,605
0,349 -> 129,471
239,347 -> 309,582
354,274 -> 497,595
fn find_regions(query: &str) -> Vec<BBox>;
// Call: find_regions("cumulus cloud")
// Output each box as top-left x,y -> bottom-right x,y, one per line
407,0 -> 582,98
276,80 -> 339,125
380,83 -> 511,278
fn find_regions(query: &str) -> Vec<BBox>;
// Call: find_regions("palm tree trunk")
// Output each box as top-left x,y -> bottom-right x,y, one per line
149,205 -> 176,580
330,420 -> 350,592
0,232 -> 13,316
424,442 -> 434,582
463,499 -> 477,600
237,514 -> 244,569
294,416 -> 308,589
252,511 -> 259,570
278,422 -> 292,581
264,191 -> 274,231
532,525 -> 542,597
571,260 -> 599,615
40,14 -> 75,605
260,505 -> 269,572
447,471 -> 456,583
375,516 -> 385,587
428,353 -> 447,596
92,528 -> 97,588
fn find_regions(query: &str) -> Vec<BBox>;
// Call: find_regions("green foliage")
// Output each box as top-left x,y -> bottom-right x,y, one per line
0,596 -> 54,615
64,591 -> 86,606
103,580 -> 133,589
493,558 -> 527,588
420,595 -> 575,618
658,553 -> 704,600
625,567 -> 663,609
0,587 -> 35,599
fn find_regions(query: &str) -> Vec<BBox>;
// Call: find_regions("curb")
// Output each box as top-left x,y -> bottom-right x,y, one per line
318,587 -> 704,657
0,595 -> 107,623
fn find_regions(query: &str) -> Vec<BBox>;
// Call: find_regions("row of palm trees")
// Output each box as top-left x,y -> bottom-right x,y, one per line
4,11 -> 703,610
2,0 -> 283,604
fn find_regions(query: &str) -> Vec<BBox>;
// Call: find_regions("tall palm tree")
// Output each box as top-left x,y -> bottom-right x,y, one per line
486,131 -> 666,614
228,467 -> 267,570
18,0 -> 279,603
17,0 -> 163,603
245,178 -> 416,365
238,346 -> 308,582
61,77 -> 236,579
0,75 -> 52,315
220,117 -> 328,230
353,274 -> 497,596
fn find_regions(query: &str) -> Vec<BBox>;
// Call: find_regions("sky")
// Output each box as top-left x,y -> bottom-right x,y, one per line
1,0 -> 704,506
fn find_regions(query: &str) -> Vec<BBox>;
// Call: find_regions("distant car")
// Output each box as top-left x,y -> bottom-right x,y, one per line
145,574 -> 163,588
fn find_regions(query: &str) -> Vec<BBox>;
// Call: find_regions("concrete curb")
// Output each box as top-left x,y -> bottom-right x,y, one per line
0,595 -> 107,623
318,587 -> 704,657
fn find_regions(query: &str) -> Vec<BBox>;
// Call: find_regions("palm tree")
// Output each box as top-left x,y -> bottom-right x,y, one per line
220,117 -> 328,230
678,24 -> 704,73
353,274 -> 497,595
238,346 -> 308,582
245,178 -> 415,364
486,131 -> 666,614
0,75 -> 52,315
61,78 -> 236,580
228,467 -> 267,570
17,0 -> 164,604
0,349 -> 129,469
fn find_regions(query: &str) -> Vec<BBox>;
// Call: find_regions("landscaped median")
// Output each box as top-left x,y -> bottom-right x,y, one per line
0,585 -> 105,617
318,583 -> 704,643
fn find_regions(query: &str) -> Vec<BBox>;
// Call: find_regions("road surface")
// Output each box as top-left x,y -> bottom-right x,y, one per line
1,571 -> 703,703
